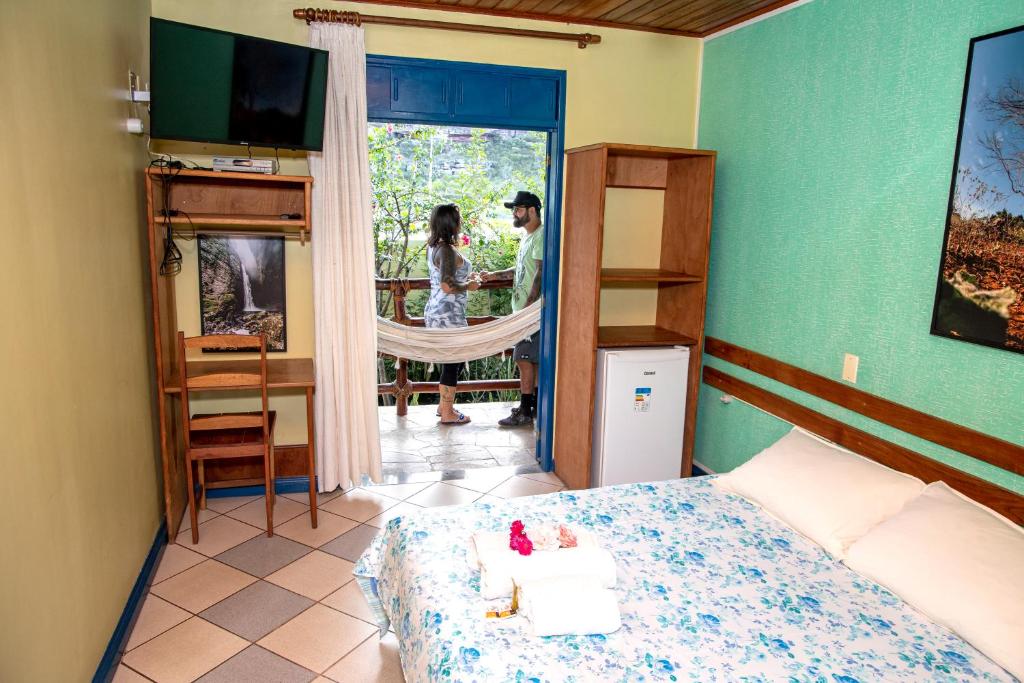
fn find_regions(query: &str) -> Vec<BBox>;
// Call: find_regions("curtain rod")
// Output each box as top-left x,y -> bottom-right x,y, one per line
292,8 -> 601,48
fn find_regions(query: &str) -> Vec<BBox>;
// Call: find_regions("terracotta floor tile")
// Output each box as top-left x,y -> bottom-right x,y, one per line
121,617 -> 247,683
178,506 -> 220,532
215,534 -> 313,578
258,604 -> 376,674
174,515 -> 263,558
196,644 -> 316,682
320,490 -> 400,523
199,581 -> 313,642
364,502 -> 423,529
359,481 -> 433,500
152,544 -> 206,584
323,632 -> 404,683
111,664 -> 150,682
204,494 -> 262,514
151,559 -> 256,613
487,476 -> 562,499
406,482 -> 481,508
265,551 -> 355,601
226,496 -> 310,530
321,581 -> 376,625
125,594 -> 190,651
274,510 -> 357,548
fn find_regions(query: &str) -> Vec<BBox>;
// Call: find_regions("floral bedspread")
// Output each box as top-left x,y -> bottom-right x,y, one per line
354,476 -> 1014,683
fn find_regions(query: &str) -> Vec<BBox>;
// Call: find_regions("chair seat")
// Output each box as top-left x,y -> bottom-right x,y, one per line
189,411 -> 277,447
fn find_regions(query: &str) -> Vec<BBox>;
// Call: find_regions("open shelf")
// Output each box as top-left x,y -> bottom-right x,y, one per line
600,268 -> 702,284
597,325 -> 698,348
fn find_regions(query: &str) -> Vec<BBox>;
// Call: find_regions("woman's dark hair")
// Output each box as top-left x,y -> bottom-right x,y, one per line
427,204 -> 461,248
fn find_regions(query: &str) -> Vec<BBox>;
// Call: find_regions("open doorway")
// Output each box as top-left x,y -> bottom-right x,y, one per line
371,123 -> 548,477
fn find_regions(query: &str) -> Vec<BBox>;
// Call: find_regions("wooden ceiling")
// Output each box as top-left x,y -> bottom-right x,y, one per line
338,0 -> 804,37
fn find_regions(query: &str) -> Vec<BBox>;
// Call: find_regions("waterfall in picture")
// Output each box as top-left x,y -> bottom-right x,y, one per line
241,267 -> 259,311
234,238 -> 264,312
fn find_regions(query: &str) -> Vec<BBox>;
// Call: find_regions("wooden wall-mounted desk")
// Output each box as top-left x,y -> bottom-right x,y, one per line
163,358 -> 316,538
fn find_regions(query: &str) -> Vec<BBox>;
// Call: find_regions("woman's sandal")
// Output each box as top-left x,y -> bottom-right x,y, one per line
439,411 -> 471,425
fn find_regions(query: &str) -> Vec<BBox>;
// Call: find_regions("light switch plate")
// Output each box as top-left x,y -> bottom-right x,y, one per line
842,353 -> 859,383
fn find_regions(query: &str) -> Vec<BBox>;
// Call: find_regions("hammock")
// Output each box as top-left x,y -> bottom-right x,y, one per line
377,300 -> 542,364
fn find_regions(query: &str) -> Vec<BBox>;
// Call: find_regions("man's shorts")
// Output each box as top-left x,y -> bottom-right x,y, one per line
513,332 -> 540,363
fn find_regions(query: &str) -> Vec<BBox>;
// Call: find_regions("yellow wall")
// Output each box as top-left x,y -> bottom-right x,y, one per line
150,0 -> 703,442
0,0 -> 159,680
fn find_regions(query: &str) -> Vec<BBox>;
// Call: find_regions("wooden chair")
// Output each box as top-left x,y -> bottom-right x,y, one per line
178,332 -> 276,544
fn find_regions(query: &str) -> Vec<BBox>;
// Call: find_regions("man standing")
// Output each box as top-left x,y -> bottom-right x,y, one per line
481,190 -> 544,427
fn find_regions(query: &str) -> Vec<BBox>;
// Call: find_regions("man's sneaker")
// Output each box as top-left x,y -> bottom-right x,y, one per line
498,407 -> 533,427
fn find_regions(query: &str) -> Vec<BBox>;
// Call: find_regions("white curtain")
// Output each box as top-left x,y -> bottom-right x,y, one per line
308,23 -> 382,491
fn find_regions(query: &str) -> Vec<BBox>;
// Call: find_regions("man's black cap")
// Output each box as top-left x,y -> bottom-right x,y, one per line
503,191 -> 542,210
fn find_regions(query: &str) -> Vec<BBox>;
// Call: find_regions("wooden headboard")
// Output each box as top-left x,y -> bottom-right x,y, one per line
702,338 -> 1024,525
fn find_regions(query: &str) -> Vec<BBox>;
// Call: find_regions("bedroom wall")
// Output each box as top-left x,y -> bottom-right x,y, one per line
0,0 -> 160,680
150,0 -> 703,444
695,0 -> 1024,493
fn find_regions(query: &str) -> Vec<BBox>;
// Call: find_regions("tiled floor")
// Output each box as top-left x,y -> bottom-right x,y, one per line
116,468 -> 564,682
378,400 -> 537,476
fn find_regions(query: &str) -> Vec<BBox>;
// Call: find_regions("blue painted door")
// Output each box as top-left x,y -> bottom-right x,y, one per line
454,71 -> 510,119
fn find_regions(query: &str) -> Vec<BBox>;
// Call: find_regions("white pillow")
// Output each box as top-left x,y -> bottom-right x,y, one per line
712,427 -> 924,557
845,482 -> 1024,680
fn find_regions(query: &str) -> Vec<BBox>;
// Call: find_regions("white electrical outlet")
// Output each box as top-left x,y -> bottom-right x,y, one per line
842,353 -> 859,383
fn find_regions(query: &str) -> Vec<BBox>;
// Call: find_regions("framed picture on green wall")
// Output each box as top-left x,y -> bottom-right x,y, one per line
199,235 -> 287,352
931,23 -> 1024,355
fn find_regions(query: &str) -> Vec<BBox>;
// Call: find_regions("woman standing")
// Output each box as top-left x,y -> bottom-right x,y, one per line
424,204 -> 479,424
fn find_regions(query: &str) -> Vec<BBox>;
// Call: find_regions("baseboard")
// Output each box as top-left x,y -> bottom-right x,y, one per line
93,521 -> 167,683
692,459 -> 715,476
205,475 -> 318,498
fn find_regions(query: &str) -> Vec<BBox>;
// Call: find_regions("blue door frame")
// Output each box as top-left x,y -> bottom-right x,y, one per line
367,55 -> 566,472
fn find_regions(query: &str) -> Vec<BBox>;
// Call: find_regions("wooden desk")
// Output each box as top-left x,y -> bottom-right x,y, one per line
164,358 -> 315,393
164,358 -> 317,535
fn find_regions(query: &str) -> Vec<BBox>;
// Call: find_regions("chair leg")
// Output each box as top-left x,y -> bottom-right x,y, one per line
269,443 -> 276,506
264,445 -> 274,537
198,461 -> 207,510
307,443 -> 318,529
186,455 -> 199,545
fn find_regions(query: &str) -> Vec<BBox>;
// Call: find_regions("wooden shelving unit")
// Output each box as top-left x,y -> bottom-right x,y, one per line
553,143 -> 715,490
144,168 -> 314,539
148,168 -> 313,236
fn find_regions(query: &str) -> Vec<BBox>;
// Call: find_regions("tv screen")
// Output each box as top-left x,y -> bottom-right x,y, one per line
150,19 -> 328,151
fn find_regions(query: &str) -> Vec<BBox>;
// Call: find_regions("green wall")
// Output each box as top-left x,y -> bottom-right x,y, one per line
0,0 -> 160,679
695,0 -> 1024,492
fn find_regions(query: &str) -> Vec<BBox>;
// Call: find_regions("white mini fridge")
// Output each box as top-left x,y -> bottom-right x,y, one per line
591,346 -> 690,488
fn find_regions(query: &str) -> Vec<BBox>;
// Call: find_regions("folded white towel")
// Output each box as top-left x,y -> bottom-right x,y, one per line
478,545 -> 617,600
517,575 -> 621,637
469,529 -> 598,568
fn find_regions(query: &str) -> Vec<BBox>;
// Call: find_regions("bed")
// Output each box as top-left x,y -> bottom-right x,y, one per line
355,475 -> 1016,682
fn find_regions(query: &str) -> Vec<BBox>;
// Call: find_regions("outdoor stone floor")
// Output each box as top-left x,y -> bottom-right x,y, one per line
377,400 -> 537,477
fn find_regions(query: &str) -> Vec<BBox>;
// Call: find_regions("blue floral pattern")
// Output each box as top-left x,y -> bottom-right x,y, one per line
355,477 -> 1015,682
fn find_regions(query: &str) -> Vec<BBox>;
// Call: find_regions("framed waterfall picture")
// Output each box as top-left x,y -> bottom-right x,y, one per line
931,23 -> 1024,355
199,235 -> 287,352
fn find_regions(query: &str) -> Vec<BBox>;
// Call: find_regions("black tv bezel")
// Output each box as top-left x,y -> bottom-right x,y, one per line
929,21 -> 1024,356
149,18 -> 329,152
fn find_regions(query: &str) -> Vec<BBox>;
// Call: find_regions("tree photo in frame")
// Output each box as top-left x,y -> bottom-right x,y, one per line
199,235 -> 287,351
932,23 -> 1024,354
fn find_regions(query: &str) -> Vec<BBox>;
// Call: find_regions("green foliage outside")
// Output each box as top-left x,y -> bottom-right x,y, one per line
369,123 -> 547,404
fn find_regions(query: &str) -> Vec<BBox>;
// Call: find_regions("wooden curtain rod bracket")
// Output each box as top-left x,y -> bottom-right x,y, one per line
293,7 -> 601,48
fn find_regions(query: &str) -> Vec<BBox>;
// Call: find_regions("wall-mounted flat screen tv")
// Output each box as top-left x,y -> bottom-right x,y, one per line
150,18 -> 329,151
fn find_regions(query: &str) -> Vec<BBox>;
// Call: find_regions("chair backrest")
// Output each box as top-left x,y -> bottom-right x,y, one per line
177,332 -> 270,448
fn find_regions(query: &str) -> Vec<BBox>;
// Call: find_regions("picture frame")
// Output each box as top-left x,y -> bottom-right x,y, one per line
199,235 -> 287,352
930,23 -> 1024,355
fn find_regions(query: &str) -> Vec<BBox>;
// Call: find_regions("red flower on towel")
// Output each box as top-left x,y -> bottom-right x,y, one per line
509,519 -> 533,556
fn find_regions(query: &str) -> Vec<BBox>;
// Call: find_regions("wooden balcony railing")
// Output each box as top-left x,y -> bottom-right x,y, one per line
375,273 -> 518,416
